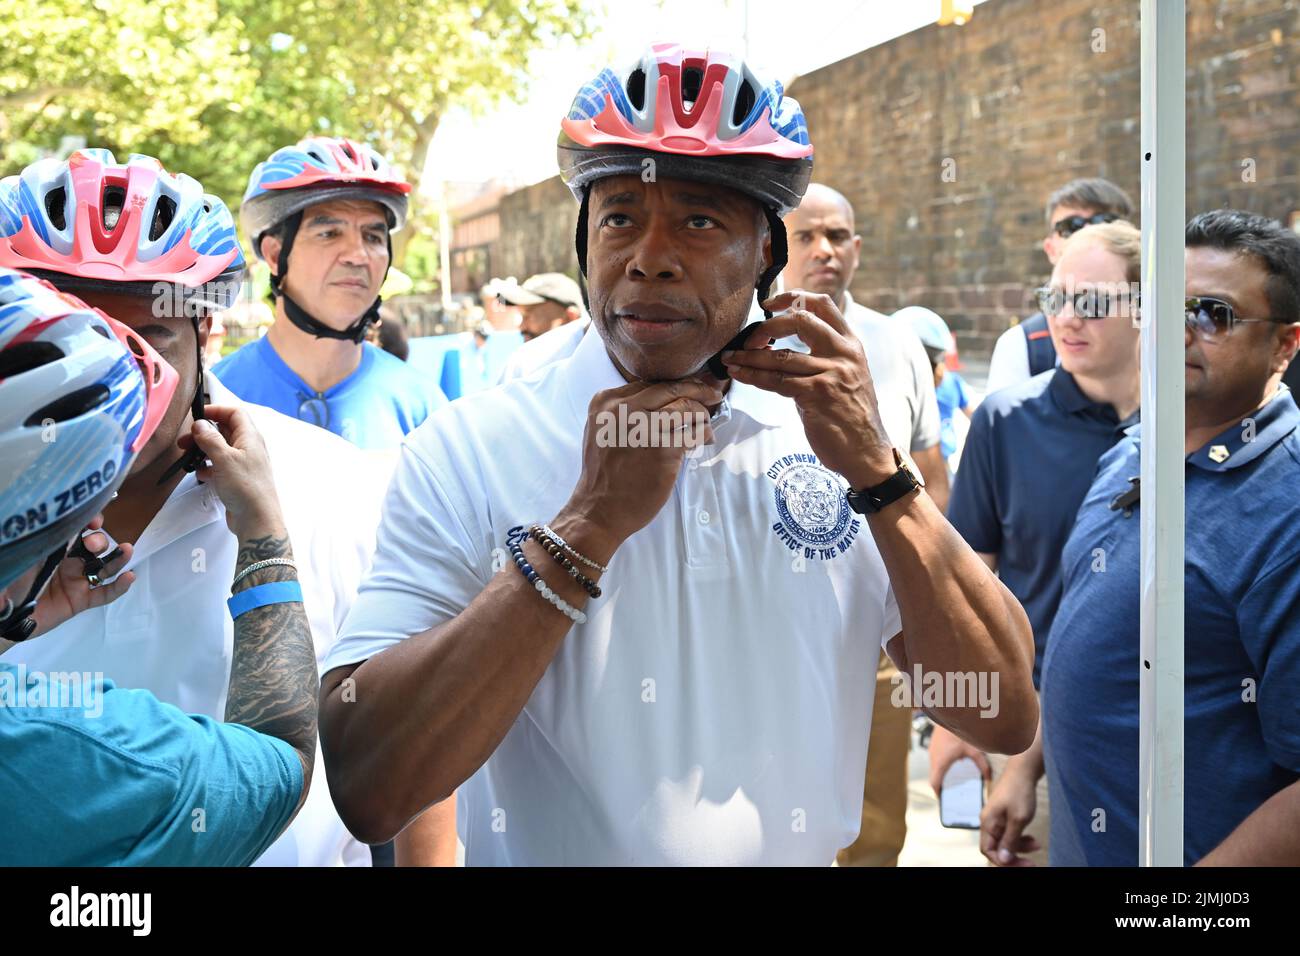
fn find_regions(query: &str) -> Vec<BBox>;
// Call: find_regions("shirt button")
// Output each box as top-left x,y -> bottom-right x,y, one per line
697,510 -> 711,526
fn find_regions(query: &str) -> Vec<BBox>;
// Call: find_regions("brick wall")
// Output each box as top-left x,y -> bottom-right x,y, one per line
495,175 -> 582,283
492,0 -> 1300,359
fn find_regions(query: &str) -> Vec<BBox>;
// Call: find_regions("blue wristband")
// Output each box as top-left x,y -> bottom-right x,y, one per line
227,580 -> 303,619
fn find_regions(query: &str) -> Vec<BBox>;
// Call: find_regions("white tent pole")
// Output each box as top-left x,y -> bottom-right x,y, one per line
1138,0 -> 1186,867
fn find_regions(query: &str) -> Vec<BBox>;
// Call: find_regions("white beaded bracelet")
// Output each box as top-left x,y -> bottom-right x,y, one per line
533,576 -> 588,624
509,538 -> 587,624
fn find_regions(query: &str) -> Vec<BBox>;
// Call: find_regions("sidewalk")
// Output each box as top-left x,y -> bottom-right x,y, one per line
898,725 -> 985,867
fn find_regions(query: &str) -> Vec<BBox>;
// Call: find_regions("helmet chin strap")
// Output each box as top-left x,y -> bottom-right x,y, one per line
269,210 -> 390,345
0,546 -> 68,643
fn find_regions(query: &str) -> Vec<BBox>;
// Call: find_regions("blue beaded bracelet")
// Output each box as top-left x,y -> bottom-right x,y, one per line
508,540 -> 587,625
227,580 -> 303,619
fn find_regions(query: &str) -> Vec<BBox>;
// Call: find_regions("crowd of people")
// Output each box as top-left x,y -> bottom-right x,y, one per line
1,40 -> 1297,867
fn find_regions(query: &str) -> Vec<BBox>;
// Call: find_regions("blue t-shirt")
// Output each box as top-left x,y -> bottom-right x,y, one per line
214,337 -> 448,450
0,663 -> 302,865
1042,389 -> 1300,866
947,369 -> 1137,687
934,371 -> 970,460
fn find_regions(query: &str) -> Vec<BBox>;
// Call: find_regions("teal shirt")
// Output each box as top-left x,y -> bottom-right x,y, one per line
0,663 -> 302,866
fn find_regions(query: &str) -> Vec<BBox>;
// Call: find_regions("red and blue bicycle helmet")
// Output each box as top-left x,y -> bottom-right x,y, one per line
559,43 -> 815,311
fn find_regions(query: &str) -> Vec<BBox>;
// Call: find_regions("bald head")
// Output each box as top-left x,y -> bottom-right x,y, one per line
782,182 -> 861,307
798,183 -> 856,231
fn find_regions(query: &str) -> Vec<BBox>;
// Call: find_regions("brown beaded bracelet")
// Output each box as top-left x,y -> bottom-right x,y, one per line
528,526 -> 602,599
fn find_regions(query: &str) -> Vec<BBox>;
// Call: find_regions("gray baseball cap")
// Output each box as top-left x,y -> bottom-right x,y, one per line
495,272 -> 582,309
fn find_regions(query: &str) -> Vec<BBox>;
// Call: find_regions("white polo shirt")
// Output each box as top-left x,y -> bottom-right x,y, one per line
2,373 -> 391,867
497,316 -> 590,383
325,325 -> 903,865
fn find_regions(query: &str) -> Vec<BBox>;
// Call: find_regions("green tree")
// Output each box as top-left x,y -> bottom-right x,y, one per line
0,0 -> 594,275
0,0 -> 255,163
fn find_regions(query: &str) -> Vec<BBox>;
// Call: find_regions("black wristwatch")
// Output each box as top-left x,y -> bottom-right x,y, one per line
845,448 -> 923,514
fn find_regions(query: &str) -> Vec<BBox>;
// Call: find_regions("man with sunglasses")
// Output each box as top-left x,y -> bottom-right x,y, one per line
1039,209 -> 1300,866
214,137 -> 447,451
986,178 -> 1134,394
938,221 -> 1143,865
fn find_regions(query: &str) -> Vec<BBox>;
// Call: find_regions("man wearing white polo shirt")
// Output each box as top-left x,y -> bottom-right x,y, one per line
319,45 -> 1035,865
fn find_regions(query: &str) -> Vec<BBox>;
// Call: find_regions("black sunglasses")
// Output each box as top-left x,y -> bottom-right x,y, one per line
1052,212 -> 1119,238
1035,285 -> 1138,319
1185,296 -> 1285,340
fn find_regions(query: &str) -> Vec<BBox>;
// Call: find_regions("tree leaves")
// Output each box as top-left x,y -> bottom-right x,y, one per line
1,0 -> 592,274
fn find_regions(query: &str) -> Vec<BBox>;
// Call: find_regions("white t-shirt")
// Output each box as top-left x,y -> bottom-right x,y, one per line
325,326 -> 903,866
2,373 -> 392,867
496,317 -> 590,383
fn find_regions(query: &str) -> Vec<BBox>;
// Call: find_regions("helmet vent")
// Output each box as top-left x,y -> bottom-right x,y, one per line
627,68 -> 647,110
102,186 -> 126,232
149,195 -> 177,241
682,67 -> 703,111
341,142 -> 357,162
732,81 -> 756,127
91,323 -> 112,339
44,187 -> 68,230
24,383 -> 108,426
0,341 -> 64,380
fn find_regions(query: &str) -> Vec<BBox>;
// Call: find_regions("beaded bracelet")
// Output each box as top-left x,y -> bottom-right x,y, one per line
537,523 -> 609,574
528,526 -> 601,599
508,540 -> 587,625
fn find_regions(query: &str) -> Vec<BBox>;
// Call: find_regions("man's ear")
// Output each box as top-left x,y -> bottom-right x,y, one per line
259,233 -> 282,276
1273,322 -> 1300,374
195,312 -> 213,351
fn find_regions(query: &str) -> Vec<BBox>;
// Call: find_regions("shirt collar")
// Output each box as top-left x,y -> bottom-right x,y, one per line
1047,369 -> 1138,428
559,321 -> 788,430
1186,385 -> 1299,472
255,334 -> 371,398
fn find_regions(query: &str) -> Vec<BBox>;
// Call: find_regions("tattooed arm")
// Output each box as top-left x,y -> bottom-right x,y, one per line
186,405 -> 321,819
225,528 -> 318,816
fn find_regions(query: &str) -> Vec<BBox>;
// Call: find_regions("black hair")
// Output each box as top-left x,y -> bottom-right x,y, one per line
1185,209 -> 1300,324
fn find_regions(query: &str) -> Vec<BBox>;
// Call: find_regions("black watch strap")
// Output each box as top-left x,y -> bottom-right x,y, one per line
846,449 -> 922,514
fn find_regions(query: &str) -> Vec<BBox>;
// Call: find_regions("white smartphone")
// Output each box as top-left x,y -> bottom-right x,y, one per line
939,757 -> 984,829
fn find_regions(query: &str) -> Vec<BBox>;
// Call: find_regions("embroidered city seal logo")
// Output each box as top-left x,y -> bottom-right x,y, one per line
767,453 -> 861,560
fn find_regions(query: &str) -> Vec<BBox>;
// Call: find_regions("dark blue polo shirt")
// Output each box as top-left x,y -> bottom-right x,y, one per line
947,369 -> 1138,687
1042,388 -> 1300,866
